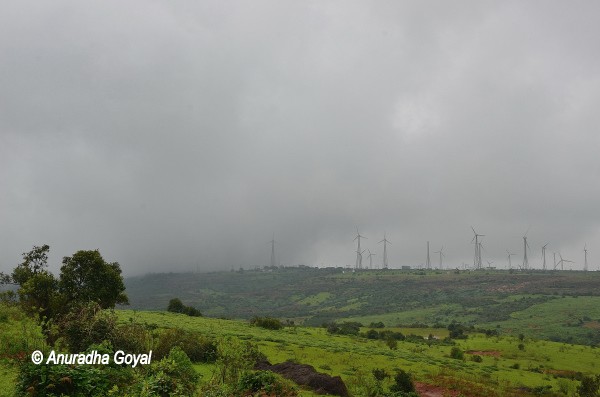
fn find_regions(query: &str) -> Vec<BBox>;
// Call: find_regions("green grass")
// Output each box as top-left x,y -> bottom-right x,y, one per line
116,309 -> 597,396
0,363 -> 17,397
481,296 -> 600,343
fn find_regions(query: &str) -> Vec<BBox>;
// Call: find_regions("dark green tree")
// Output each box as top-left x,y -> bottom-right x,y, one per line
59,250 -> 128,309
578,375 -> 600,397
168,298 -> 185,313
5,245 -> 60,322
389,369 -> 415,394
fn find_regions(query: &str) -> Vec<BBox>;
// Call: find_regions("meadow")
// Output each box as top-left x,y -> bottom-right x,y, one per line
112,309 -> 598,396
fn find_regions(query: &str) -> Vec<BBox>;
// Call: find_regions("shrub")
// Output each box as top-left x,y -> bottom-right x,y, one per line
133,346 -> 199,397
167,298 -> 201,317
250,316 -> 283,330
471,354 -> 483,363
111,322 -> 152,355
237,370 -> 297,396
389,369 -> 415,394
450,347 -> 464,360
15,342 -> 133,397
386,338 -> 398,350
154,328 -> 217,363
366,329 -> 379,339
372,368 -> 389,381
369,321 -> 385,328
578,374 -> 600,397
55,302 -> 118,353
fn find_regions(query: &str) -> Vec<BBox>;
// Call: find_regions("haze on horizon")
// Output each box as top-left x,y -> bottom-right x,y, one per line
1,1 -> 600,276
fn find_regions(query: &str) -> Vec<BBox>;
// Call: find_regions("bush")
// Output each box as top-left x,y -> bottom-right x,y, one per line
326,321 -> 362,336
55,302 -> 118,353
450,347 -> 464,360
15,342 -> 133,397
578,374 -> 600,397
112,323 -> 152,355
132,346 -> 199,397
389,369 -> 415,394
369,321 -> 385,328
167,298 -> 201,317
154,328 -> 217,363
472,354 -> 483,363
386,338 -> 398,350
372,368 -> 389,381
237,370 -> 297,396
250,316 -> 283,330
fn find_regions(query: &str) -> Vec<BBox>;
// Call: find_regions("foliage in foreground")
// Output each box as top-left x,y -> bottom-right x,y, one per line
15,344 -> 198,397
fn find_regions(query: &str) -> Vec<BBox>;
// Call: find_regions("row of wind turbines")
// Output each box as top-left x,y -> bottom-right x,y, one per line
351,227 -> 592,271
353,229 -> 391,269
467,226 -> 590,271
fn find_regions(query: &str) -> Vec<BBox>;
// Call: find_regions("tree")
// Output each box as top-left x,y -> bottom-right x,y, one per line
59,250 -> 128,309
6,245 -> 59,321
168,298 -> 185,313
578,375 -> 600,397
11,244 -> 51,285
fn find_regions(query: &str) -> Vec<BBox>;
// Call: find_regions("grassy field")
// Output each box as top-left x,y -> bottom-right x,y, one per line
115,309 -> 598,396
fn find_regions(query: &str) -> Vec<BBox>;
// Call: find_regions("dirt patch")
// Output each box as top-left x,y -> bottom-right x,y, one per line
415,382 -> 462,397
465,350 -> 501,357
255,360 -> 349,397
583,321 -> 600,329
543,369 -> 581,379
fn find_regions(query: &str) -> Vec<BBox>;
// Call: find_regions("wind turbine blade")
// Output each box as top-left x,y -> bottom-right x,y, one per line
471,226 -> 476,235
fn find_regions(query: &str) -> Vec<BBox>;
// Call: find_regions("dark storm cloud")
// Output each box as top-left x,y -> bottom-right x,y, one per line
2,1 -> 600,274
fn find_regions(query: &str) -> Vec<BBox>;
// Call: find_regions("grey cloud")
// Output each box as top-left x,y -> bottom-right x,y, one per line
1,1 -> 599,274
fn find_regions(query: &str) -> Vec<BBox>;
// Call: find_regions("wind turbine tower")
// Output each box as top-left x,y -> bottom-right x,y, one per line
367,249 -> 376,269
471,227 -> 484,269
522,230 -> 530,271
507,250 -> 515,270
354,229 -> 367,269
541,244 -> 548,271
426,241 -> 431,269
434,246 -> 445,269
378,233 -> 391,269
269,234 -> 277,268
584,244 -> 588,271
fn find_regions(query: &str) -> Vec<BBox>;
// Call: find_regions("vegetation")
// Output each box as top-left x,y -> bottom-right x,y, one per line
4,252 -> 600,396
167,298 -> 202,317
124,267 -> 600,346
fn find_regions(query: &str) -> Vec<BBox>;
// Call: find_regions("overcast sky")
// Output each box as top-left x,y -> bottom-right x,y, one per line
2,1 -> 600,275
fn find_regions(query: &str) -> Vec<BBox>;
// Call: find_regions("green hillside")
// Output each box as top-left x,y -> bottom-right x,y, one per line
125,268 -> 600,345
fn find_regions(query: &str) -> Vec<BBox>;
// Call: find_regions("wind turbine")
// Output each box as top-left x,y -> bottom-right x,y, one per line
507,250 -> 515,270
268,233 -> 277,268
367,249 -> 376,269
584,244 -> 588,271
487,260 -> 494,269
378,233 -> 391,269
553,252 -> 558,271
434,246 -> 445,269
541,244 -> 548,271
471,227 -> 485,269
426,241 -> 431,269
354,229 -> 367,269
557,253 -> 573,271
522,229 -> 530,271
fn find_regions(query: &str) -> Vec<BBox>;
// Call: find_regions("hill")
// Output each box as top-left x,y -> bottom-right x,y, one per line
124,268 -> 600,345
